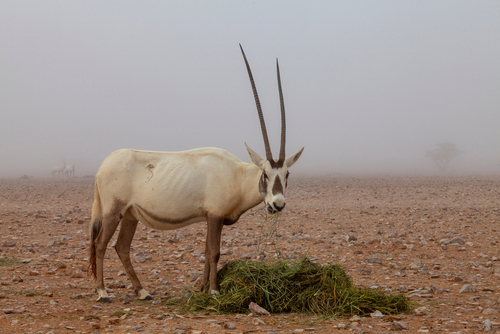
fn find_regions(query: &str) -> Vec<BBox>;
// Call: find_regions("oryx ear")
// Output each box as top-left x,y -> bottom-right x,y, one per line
245,142 -> 266,169
285,147 -> 304,168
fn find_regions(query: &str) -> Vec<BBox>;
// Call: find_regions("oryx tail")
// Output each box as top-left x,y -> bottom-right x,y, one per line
88,182 -> 103,279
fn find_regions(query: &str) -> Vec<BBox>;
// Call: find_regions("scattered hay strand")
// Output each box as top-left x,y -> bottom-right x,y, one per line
187,258 -> 411,316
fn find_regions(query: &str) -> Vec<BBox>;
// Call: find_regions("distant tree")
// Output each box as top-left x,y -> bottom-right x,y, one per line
425,143 -> 463,172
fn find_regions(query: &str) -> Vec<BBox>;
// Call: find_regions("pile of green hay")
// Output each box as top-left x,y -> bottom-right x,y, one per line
187,258 -> 411,316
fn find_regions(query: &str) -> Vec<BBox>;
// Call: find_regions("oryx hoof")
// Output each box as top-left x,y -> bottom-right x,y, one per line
137,289 -> 153,301
97,297 -> 111,303
210,290 -> 220,295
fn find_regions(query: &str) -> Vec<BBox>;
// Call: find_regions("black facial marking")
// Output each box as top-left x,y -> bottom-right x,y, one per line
272,175 -> 284,196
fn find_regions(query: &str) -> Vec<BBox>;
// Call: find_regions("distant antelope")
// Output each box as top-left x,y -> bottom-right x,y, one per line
88,45 -> 304,303
64,164 -> 75,177
51,165 -> 65,177
52,157 -> 66,177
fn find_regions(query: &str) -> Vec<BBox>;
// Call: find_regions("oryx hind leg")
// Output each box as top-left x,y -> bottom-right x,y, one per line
114,214 -> 152,301
94,215 -> 120,303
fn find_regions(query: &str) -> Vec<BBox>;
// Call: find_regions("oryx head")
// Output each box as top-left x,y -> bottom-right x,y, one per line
240,45 -> 304,214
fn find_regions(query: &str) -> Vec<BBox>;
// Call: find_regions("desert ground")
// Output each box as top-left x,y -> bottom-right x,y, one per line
1,175 -> 499,334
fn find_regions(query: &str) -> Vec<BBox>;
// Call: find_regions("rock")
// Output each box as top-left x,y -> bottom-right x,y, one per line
223,322 -> 236,329
450,236 -> 465,245
439,238 -> 451,245
12,276 -> 23,283
367,257 -> 382,264
392,240 -> 407,249
391,321 -> 408,330
429,285 -> 442,294
2,241 -> 16,247
389,262 -> 399,269
346,234 -> 357,242
249,302 -> 270,316
252,317 -> 266,325
482,308 -> 498,315
483,319 -> 493,332
414,306 -> 428,316
459,284 -> 477,293
370,310 -> 384,318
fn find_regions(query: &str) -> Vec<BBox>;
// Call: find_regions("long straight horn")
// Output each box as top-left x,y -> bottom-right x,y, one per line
276,59 -> 286,162
240,44 -> 273,161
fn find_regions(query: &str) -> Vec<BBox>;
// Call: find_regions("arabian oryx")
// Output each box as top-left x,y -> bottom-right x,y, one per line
52,165 -> 65,177
88,45 -> 304,302
64,164 -> 75,177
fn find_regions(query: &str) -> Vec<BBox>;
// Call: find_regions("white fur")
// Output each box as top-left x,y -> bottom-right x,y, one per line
52,165 -> 64,177
64,164 -> 75,177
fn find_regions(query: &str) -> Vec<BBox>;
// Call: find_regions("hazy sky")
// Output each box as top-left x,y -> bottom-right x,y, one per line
1,1 -> 499,178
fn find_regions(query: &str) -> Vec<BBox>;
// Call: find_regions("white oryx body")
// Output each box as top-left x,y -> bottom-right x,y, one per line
52,165 -> 65,177
88,45 -> 304,303
64,164 -> 75,177
97,148 -> 263,231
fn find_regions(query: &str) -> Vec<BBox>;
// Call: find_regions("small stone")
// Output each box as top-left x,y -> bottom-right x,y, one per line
459,284 -> 477,293
482,308 -> 498,315
346,234 -> 357,242
249,302 -> 270,316
483,319 -> 493,331
2,241 -> 16,247
223,322 -> 236,329
252,317 -> 266,325
12,276 -> 23,283
391,321 -> 408,330
414,306 -> 428,316
89,322 -> 100,329
450,236 -> 465,245
367,257 -> 382,264
370,310 -> 384,318
439,238 -> 451,245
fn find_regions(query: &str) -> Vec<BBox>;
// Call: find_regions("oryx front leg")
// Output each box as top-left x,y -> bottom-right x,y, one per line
94,216 -> 120,303
114,216 -> 152,301
202,216 -> 224,294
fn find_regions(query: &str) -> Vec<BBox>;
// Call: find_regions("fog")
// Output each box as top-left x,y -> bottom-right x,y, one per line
1,1 -> 499,178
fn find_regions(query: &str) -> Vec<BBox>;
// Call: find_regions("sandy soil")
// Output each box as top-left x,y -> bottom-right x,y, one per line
1,175 -> 499,333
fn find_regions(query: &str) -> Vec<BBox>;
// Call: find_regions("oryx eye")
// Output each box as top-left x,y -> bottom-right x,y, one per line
286,171 -> 290,179
263,172 -> 268,180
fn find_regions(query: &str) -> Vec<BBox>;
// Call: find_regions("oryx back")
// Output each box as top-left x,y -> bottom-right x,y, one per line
95,148 -> 260,230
